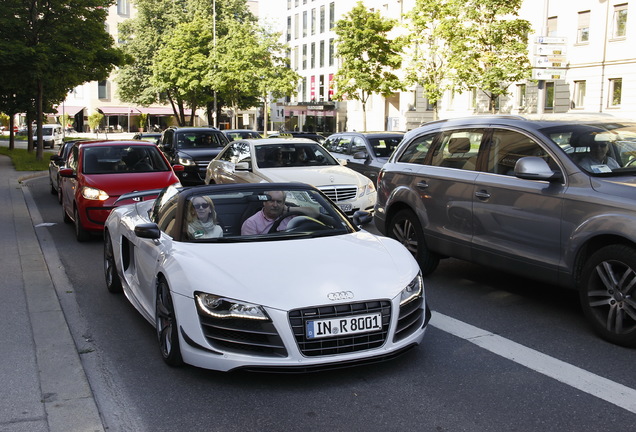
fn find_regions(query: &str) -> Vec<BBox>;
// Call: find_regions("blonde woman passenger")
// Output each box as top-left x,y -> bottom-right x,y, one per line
187,195 -> 223,239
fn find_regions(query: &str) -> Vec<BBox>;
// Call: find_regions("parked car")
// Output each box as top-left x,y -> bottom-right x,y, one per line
374,114 -> 636,347
158,126 -> 229,185
104,182 -> 429,371
59,140 -> 182,242
133,132 -> 162,145
223,129 -> 263,141
268,131 -> 326,144
33,124 -> 63,148
49,140 -> 79,203
323,132 -> 404,184
206,138 -> 377,217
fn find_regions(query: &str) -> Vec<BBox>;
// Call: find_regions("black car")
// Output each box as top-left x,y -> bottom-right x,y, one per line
158,127 -> 229,185
323,132 -> 404,185
133,132 -> 162,145
49,140 -> 79,203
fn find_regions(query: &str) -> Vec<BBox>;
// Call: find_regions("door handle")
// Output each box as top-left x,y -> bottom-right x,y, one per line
475,190 -> 491,199
416,181 -> 429,190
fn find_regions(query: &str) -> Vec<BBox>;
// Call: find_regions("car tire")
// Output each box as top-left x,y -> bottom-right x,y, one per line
156,277 -> 183,366
49,180 -> 56,195
104,231 -> 122,293
388,209 -> 439,275
74,207 -> 91,242
579,244 -> 636,347
57,178 -> 62,204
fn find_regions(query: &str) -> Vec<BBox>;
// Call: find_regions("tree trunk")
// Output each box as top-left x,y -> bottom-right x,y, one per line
36,80 -> 43,161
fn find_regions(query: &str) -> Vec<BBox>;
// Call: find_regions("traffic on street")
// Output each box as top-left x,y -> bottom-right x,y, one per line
23,173 -> 636,432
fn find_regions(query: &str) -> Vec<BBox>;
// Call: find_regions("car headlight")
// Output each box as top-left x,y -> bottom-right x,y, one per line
359,180 -> 376,197
195,293 -> 269,321
82,186 -> 109,201
400,273 -> 423,306
178,156 -> 196,166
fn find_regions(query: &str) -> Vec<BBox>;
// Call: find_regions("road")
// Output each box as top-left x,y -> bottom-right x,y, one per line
25,175 -> 636,432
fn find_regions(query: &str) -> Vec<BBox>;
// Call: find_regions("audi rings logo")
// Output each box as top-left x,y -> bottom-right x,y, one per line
327,291 -> 354,301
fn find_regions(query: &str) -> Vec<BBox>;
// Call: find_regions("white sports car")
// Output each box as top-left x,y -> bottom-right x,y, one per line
205,138 -> 377,218
104,183 -> 430,372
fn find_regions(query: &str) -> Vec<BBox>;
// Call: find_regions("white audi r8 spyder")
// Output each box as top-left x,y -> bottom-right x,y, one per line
104,183 -> 430,372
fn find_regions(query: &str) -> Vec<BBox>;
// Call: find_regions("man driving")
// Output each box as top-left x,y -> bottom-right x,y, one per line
241,190 -> 318,235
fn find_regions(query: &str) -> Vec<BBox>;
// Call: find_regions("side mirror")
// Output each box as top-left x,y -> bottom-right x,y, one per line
352,210 -> 373,227
59,168 -> 76,178
514,156 -> 562,181
134,223 -> 161,240
352,151 -> 368,160
235,161 -> 251,171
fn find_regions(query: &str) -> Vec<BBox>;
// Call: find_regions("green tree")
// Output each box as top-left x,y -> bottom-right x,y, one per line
207,20 -> 299,133
404,0 -> 455,120
0,0 -> 125,160
333,1 -> 405,131
442,0 -> 532,113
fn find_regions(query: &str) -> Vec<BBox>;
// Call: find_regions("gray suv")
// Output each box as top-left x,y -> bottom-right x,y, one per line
374,115 -> 636,347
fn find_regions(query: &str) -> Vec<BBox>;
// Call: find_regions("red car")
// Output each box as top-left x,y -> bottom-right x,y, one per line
59,140 -> 182,241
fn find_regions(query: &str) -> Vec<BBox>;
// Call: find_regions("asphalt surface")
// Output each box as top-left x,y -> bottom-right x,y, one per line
0,152 -> 104,432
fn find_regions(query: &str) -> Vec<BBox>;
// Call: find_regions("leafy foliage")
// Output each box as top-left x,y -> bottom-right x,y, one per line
333,1 -> 405,131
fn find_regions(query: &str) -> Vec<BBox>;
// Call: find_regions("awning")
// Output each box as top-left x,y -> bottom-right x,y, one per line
97,106 -> 140,115
54,105 -> 85,116
137,107 -> 192,116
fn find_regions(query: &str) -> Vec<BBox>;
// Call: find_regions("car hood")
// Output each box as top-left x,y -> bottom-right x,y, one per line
178,148 -> 223,158
257,165 -> 369,186
82,172 -> 179,197
168,231 -> 418,310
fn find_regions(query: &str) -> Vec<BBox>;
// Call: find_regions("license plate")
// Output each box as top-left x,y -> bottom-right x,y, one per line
338,203 -> 353,212
306,313 -> 382,339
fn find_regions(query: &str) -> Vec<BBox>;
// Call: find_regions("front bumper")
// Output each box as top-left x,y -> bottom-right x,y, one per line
171,291 -> 430,372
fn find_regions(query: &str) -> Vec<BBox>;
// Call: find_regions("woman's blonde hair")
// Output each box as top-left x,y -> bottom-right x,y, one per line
186,195 -> 218,224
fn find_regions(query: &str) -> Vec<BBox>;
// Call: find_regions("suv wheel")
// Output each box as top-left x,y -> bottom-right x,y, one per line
389,209 -> 439,275
579,244 -> 636,347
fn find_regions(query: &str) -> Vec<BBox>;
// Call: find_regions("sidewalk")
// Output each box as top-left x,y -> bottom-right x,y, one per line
0,156 -> 103,432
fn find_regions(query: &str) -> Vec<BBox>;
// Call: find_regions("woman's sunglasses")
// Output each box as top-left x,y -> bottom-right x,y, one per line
193,203 -> 210,210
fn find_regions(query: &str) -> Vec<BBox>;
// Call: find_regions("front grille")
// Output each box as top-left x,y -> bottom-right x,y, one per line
393,295 -> 424,342
317,185 -> 358,203
197,313 -> 287,357
195,160 -> 212,172
289,300 -> 391,357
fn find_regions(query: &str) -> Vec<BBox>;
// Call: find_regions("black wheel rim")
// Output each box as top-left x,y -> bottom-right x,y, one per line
392,217 -> 418,256
156,283 -> 175,358
587,259 -> 636,335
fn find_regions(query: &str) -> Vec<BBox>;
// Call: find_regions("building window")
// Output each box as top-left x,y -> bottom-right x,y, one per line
329,3 -> 335,29
287,17 -> 292,41
98,81 -> 108,99
517,84 -> 527,108
311,9 -> 316,35
293,46 -> 299,71
294,14 -> 299,39
547,16 -> 558,36
573,81 -> 586,109
117,0 -> 128,15
319,40 -> 325,67
613,4 -> 628,39
302,44 -> 307,69
320,6 -> 325,33
303,11 -> 307,37
609,78 -> 622,107
329,38 -> 334,66
310,42 -> 315,68
545,82 -> 555,110
577,11 -> 590,43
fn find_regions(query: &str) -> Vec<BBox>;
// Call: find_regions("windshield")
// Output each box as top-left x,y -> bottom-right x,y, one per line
176,132 -> 225,149
82,145 -> 171,174
255,143 -> 338,168
540,122 -> 636,175
161,187 -> 355,242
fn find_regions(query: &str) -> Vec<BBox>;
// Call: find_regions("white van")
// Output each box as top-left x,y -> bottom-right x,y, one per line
33,124 -> 63,148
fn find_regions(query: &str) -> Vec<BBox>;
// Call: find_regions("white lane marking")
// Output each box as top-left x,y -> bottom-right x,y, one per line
430,312 -> 636,414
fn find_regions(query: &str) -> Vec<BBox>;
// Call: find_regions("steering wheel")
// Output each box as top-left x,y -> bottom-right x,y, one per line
268,211 -> 307,233
285,216 -> 327,232
625,158 -> 636,167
